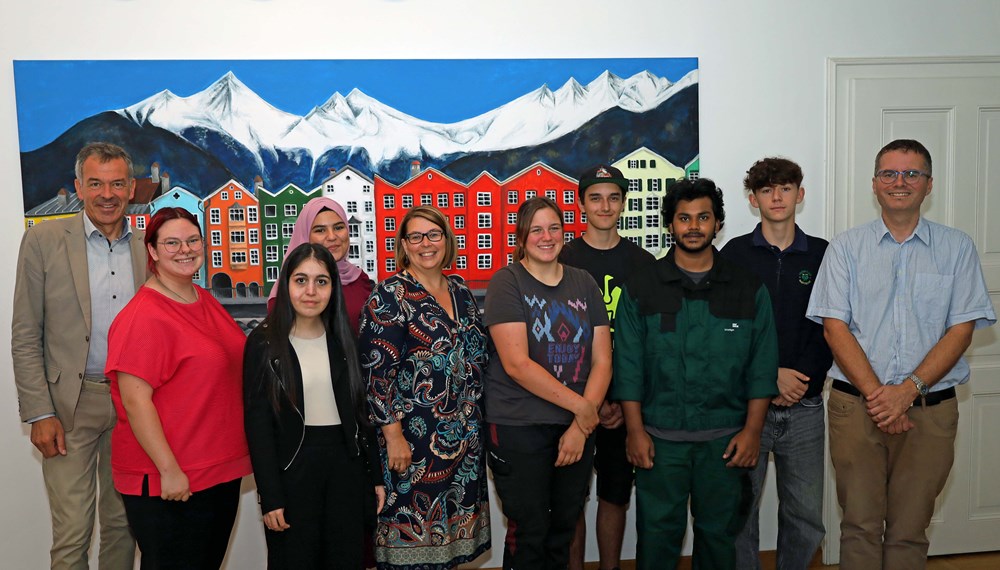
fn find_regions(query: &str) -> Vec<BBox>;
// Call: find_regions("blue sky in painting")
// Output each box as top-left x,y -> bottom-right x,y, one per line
14,58 -> 697,152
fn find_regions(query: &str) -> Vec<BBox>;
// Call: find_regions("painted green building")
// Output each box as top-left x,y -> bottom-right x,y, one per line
259,183 -> 318,295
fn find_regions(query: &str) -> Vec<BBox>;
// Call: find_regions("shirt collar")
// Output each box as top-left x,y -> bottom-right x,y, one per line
659,246 -> 732,286
82,213 -> 132,242
873,216 -> 930,246
750,223 -> 808,253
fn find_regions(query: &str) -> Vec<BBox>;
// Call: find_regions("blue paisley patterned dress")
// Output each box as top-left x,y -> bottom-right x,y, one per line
359,272 -> 491,570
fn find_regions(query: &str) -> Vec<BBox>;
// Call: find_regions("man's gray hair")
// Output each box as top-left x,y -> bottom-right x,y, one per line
75,142 -> 134,181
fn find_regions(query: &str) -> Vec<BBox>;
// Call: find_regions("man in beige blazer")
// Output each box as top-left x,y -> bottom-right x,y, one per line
13,143 -> 146,569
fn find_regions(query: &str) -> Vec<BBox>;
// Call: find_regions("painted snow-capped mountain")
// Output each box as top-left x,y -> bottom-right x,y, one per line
118,69 -> 698,174
20,67 -> 698,211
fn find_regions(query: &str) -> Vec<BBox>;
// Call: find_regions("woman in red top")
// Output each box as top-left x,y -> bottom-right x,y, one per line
106,207 -> 251,569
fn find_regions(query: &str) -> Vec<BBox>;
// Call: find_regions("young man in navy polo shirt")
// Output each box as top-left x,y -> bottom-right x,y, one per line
720,157 -> 833,569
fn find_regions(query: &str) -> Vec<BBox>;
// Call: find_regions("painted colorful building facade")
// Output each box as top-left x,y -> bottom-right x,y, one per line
258,183 -> 318,294
614,147 -> 686,258
203,180 -> 263,298
22,146 -> 694,302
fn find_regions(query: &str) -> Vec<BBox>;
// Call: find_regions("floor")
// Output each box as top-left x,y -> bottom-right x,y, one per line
574,550 -> 1000,569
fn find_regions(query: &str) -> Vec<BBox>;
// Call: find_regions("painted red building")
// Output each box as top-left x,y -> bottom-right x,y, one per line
375,161 -> 584,291
499,161 -> 585,268
375,164 -> 473,278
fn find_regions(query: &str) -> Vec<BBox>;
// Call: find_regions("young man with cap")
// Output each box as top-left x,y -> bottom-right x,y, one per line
562,164 -> 654,570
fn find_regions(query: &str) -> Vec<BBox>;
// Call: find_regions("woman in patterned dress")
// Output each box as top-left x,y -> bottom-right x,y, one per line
359,205 -> 491,570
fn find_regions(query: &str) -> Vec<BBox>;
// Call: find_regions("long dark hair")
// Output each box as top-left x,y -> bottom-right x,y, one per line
259,243 -> 368,424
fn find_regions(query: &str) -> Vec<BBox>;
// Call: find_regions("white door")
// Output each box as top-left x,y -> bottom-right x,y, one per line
825,57 -> 1000,564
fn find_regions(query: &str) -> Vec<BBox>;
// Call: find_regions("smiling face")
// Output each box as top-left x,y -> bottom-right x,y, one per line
401,215 -> 446,273
309,209 -> 350,262
523,206 -> 564,264
75,156 -> 135,240
873,149 -> 933,216
580,182 -> 625,232
669,196 -> 720,254
288,256 -> 333,322
148,218 -> 204,280
749,182 -> 804,224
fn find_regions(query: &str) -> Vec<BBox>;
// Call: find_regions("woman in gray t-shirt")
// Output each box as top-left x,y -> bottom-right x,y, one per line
484,197 -> 611,569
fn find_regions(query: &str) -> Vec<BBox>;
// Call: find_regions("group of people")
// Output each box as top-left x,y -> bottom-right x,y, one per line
12,139 -> 994,570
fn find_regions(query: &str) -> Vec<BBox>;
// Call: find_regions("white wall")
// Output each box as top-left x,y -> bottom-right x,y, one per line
1,1 -> 998,568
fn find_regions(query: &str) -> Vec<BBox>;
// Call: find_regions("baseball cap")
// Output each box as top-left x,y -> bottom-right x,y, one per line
578,164 -> 630,195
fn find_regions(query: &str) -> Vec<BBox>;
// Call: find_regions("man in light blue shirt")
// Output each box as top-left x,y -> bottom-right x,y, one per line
806,139 -> 995,569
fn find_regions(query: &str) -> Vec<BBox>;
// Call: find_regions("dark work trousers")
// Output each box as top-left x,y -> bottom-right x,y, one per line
487,423 -> 596,570
265,425 -> 368,570
122,476 -> 241,570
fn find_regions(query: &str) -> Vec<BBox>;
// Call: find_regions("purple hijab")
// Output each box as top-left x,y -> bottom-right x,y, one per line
267,196 -> 364,306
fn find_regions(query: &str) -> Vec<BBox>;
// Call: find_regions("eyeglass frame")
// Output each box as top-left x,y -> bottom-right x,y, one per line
874,169 -> 931,185
157,236 -> 205,253
403,229 -> 445,244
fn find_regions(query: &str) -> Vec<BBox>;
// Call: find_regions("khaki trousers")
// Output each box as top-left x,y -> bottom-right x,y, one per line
828,385 -> 957,570
42,379 -> 135,570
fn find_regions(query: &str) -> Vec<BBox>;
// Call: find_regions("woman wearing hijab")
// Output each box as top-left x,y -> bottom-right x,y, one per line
268,197 -> 374,335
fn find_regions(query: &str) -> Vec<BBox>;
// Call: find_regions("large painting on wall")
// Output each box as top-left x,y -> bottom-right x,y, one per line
14,58 -> 699,305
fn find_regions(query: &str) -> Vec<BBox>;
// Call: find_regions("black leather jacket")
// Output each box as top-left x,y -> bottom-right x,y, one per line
243,324 -> 381,513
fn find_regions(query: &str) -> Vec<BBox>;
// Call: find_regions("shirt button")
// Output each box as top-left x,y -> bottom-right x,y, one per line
111,271 -> 115,275
112,295 -> 117,299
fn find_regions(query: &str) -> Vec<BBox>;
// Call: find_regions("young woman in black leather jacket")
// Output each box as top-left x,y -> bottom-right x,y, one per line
244,243 -> 385,569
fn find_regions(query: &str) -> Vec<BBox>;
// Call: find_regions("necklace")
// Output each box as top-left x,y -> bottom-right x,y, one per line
155,276 -> 196,304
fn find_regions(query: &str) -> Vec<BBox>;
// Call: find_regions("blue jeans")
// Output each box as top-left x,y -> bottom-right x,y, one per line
735,396 -> 825,570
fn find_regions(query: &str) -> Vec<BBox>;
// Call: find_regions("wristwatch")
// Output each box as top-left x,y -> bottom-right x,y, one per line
908,373 -> 929,397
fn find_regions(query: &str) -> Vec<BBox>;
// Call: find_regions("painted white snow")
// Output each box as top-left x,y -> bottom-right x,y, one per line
117,68 -> 699,172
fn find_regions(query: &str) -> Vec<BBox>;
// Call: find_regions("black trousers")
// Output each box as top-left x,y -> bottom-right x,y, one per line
265,425 -> 368,570
122,477 -> 241,570
487,423 -> 596,570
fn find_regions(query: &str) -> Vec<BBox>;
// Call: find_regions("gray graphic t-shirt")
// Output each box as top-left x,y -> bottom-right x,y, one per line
483,262 -> 609,426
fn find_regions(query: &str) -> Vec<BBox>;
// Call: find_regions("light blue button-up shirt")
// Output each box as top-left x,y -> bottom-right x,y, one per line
806,217 -> 995,391
83,215 -> 137,377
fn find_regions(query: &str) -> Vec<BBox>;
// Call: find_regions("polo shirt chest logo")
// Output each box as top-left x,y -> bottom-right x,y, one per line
724,322 -> 740,332
798,269 -> 814,285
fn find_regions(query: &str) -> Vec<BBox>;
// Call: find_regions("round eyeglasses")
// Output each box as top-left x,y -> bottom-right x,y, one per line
158,237 -> 204,253
403,230 -> 444,244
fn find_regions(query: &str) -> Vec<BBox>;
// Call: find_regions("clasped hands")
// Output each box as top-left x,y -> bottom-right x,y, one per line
557,398 -> 604,468
866,383 -> 916,434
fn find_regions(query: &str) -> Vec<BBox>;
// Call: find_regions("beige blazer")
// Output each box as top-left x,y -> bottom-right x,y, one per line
12,212 -> 147,431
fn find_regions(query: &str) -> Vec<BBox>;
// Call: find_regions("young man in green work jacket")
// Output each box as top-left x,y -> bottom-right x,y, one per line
613,177 -> 779,570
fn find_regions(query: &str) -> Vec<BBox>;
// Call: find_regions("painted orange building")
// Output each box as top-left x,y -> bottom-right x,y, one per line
203,179 -> 263,297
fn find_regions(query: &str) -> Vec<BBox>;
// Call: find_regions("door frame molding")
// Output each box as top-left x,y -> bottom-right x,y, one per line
822,55 -> 1000,565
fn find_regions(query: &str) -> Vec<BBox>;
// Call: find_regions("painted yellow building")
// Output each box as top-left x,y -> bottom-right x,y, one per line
613,147 -> 685,258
